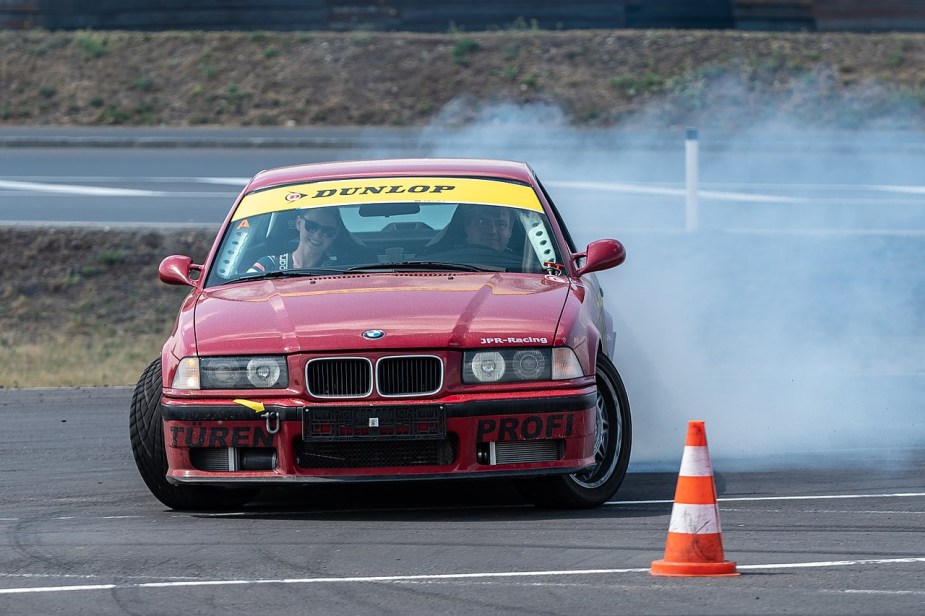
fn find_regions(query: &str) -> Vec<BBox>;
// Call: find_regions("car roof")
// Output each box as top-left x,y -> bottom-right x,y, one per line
246,158 -> 536,192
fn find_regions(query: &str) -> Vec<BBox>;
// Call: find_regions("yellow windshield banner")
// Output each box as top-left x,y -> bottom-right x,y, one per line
231,177 -> 543,220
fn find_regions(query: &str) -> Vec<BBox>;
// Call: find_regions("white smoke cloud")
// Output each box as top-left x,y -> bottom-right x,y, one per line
412,88 -> 925,471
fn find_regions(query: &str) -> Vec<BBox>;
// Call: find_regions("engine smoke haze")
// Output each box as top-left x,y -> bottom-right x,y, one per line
412,94 -> 925,472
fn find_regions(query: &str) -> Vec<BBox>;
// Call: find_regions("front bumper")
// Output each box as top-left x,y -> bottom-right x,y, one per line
161,390 -> 598,487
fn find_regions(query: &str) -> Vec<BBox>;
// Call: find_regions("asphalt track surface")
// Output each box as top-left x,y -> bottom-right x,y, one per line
0,388 -> 923,616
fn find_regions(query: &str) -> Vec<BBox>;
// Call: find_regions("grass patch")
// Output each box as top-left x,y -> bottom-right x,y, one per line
0,332 -> 167,387
75,30 -> 108,59
504,17 -> 539,31
889,40 -> 910,67
610,73 -> 665,96
451,38 -> 480,67
132,77 -> 154,91
97,104 -> 131,124
352,33 -> 374,46
96,248 -> 127,265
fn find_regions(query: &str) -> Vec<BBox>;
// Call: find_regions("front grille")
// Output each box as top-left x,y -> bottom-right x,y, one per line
377,355 -> 442,396
296,436 -> 457,469
304,355 -> 443,399
306,357 -> 372,398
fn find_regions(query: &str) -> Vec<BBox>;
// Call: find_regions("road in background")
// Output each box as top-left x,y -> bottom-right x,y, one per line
0,388 -> 922,615
2,127 -> 925,233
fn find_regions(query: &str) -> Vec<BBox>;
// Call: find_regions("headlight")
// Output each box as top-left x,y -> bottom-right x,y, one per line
463,348 -> 585,383
464,348 -> 579,383
467,351 -> 506,382
172,356 -> 289,390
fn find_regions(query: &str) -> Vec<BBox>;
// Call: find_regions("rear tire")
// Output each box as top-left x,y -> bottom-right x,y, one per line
129,358 -> 258,511
517,353 -> 631,508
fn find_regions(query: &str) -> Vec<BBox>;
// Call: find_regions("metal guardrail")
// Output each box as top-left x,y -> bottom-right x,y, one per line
4,0 -> 925,32
0,0 -> 39,29
6,0 -> 625,31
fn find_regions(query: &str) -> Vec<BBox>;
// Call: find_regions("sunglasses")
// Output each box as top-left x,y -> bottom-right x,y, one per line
301,218 -> 338,238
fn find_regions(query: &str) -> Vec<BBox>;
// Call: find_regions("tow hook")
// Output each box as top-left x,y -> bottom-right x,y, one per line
264,410 -> 280,435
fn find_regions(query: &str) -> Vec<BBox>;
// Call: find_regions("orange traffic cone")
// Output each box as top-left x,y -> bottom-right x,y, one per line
650,420 -> 738,577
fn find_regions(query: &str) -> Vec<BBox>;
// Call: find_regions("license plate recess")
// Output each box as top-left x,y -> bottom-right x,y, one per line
303,405 -> 446,441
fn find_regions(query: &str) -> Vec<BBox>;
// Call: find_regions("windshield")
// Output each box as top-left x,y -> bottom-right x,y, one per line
205,177 -> 565,286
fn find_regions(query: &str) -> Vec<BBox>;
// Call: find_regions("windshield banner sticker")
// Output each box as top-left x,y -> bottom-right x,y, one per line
233,177 -> 543,220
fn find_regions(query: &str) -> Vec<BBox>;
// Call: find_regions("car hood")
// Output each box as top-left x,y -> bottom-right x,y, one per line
193,272 -> 571,355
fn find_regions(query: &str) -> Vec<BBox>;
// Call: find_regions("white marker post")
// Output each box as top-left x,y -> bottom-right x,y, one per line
685,127 -> 699,233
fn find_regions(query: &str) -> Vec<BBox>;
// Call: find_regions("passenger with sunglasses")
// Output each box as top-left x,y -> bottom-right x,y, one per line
248,208 -> 341,273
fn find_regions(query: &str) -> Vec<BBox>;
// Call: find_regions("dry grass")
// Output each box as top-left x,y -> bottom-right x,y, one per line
0,226 -> 211,388
2,29 -> 925,129
0,332 -> 167,388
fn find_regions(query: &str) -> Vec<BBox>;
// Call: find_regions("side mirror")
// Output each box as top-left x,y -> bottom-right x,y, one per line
158,255 -> 202,287
573,239 -> 626,277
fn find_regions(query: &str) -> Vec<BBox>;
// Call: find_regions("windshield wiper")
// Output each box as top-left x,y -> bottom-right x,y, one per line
226,267 -> 347,284
345,261 -> 505,273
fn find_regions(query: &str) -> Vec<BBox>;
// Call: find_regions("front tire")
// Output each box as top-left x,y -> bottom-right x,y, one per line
129,358 -> 258,511
517,353 -> 632,508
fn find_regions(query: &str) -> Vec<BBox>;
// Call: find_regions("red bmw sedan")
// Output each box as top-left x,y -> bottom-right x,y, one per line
130,158 -> 630,510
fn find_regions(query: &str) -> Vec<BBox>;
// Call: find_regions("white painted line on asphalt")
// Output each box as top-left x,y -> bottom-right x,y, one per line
0,220 -> 217,230
608,492 -> 925,506
0,189 -> 232,199
548,180 -> 682,197
549,179 -> 925,206
1,558 -> 923,595
722,228 -> 925,237
722,492 -> 925,502
872,185 -> 925,195
1,175 -> 249,186
740,557 -> 925,570
844,589 -> 925,595
0,180 -> 166,197
1,492 -> 921,525
548,180 -> 806,203
6,176 -> 925,195
0,584 -> 118,594
195,177 -> 250,185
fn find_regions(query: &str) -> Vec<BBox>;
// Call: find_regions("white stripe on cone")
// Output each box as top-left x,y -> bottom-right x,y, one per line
667,503 -> 723,534
678,446 -> 713,477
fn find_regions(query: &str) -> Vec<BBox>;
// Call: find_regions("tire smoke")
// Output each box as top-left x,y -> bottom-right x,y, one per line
415,97 -> 925,471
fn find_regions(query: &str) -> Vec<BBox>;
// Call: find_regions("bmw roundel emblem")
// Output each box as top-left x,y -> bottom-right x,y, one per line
362,329 -> 385,340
